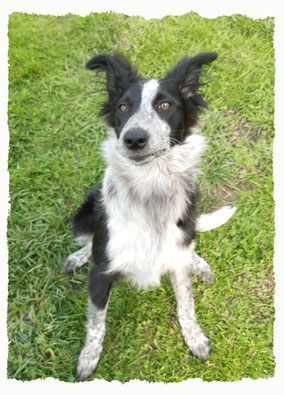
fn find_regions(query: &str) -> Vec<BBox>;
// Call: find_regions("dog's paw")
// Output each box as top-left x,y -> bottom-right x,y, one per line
62,243 -> 92,274
62,254 -> 78,273
62,251 -> 88,273
184,329 -> 211,361
200,267 -> 214,284
191,255 -> 214,284
76,345 -> 102,381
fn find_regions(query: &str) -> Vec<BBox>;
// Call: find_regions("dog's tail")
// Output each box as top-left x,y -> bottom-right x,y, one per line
196,206 -> 237,232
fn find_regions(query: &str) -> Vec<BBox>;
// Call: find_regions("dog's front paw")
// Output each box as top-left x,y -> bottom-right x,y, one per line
76,344 -> 102,381
184,328 -> 211,361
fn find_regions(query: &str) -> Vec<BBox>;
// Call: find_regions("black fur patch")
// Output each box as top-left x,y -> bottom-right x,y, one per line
72,184 -> 103,238
73,185 -> 120,309
72,184 -> 110,265
86,53 -> 142,128
177,187 -> 201,246
88,265 -> 119,309
111,82 -> 143,137
162,52 -> 218,139
152,79 -> 186,145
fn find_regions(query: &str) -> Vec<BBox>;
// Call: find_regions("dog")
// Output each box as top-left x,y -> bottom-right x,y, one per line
62,52 -> 236,380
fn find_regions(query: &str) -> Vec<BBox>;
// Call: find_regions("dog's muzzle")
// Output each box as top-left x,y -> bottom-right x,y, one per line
121,127 -> 167,165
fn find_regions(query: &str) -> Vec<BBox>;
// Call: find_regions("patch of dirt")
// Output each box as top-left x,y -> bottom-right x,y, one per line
222,109 -> 262,144
212,181 -> 252,201
199,108 -> 265,211
251,267 -> 275,298
199,180 -> 253,212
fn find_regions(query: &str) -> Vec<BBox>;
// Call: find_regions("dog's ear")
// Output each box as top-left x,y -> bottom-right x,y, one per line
164,52 -> 218,99
86,53 -> 141,101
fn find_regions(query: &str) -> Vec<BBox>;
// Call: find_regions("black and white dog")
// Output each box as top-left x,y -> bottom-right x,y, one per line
62,52 -> 236,380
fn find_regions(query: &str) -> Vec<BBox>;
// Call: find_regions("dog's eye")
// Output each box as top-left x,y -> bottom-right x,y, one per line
159,101 -> 171,111
119,104 -> 129,113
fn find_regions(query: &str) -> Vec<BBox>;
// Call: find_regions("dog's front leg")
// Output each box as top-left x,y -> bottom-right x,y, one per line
76,297 -> 108,381
76,266 -> 116,381
169,266 -> 210,361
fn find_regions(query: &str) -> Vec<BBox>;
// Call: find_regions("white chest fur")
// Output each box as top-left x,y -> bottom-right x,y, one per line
104,190 -> 189,288
101,133 -> 206,288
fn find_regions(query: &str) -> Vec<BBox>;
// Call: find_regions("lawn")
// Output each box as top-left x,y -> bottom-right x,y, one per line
7,12 -> 275,382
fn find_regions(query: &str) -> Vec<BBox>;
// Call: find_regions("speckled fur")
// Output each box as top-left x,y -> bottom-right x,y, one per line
76,298 -> 109,381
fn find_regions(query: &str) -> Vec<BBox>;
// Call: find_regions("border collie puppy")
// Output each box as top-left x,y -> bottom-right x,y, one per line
62,52 -> 236,381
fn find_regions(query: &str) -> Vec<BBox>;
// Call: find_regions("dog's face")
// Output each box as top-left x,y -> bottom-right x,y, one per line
107,78 -> 186,164
86,52 -> 217,164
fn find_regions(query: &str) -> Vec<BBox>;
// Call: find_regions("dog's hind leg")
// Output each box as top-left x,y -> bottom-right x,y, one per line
62,184 -> 103,273
62,241 -> 92,273
76,266 -> 118,381
190,251 -> 214,284
169,265 -> 210,361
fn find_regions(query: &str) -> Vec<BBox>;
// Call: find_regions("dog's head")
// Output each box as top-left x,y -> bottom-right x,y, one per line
86,52 -> 217,165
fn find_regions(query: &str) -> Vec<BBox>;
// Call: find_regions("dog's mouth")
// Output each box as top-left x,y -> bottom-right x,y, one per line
128,149 -> 167,165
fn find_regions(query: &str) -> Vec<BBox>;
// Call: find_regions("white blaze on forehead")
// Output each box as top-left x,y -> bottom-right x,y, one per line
140,79 -> 159,109
127,79 -> 160,124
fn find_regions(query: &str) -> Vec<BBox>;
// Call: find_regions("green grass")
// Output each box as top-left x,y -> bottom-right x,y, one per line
7,12 -> 275,382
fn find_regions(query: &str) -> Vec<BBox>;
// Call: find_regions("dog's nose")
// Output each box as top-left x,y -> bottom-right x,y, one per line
123,128 -> 149,150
